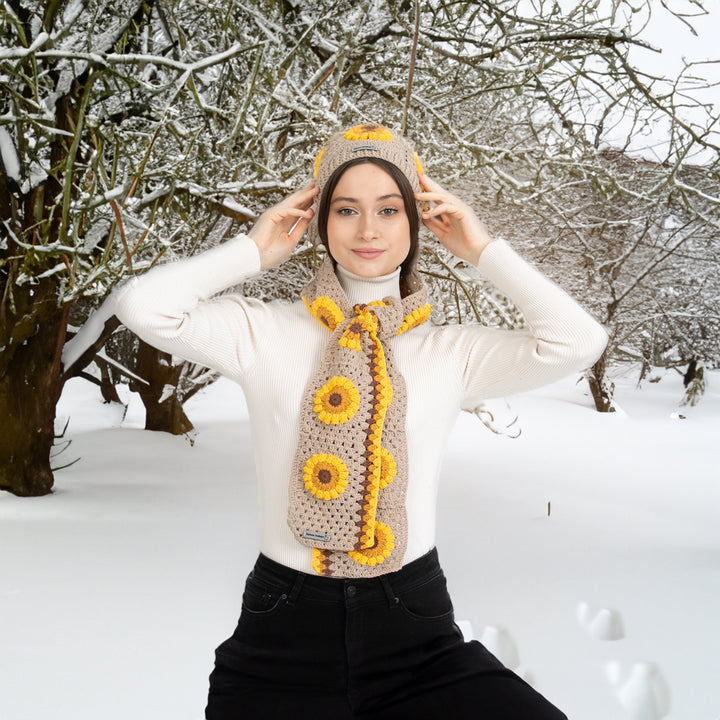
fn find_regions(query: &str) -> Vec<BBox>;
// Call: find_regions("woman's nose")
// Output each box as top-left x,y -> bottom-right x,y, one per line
358,214 -> 378,240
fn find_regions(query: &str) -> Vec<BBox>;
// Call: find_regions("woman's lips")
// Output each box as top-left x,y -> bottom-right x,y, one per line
352,249 -> 385,259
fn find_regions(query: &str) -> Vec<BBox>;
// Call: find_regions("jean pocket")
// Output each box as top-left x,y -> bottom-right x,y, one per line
395,571 -> 455,623
240,572 -> 289,616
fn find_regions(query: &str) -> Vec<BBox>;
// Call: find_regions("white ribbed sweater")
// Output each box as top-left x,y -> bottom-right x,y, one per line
114,235 -> 607,575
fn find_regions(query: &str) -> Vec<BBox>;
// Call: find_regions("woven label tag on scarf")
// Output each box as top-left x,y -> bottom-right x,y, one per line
287,257 -> 431,578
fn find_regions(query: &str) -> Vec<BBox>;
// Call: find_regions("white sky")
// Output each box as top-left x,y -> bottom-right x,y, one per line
516,1 -> 719,161
615,0 -> 719,161
629,1 -> 718,106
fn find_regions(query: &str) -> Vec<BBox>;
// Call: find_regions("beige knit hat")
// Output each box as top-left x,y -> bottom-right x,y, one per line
312,123 -> 424,224
314,123 -> 423,190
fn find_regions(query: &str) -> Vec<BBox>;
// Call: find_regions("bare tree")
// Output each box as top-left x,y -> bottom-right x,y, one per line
0,0 -> 255,494
2,0 -> 718,495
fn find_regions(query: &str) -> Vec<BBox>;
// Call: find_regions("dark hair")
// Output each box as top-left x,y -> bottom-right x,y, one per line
317,157 -> 420,287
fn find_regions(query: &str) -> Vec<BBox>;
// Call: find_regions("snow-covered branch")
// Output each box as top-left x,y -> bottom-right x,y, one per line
0,41 -> 256,73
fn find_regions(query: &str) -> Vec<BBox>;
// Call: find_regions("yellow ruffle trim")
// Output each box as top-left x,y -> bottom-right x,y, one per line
397,303 -> 432,335
313,147 -> 326,179
356,333 -> 394,549
378,447 -> 397,490
312,548 -> 331,575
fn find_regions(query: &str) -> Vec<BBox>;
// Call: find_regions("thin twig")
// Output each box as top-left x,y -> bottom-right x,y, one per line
402,0 -> 421,135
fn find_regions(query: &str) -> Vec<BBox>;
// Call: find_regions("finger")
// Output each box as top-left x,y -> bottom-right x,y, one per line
421,215 -> 446,238
422,202 -> 461,218
418,173 -> 444,191
280,183 -> 319,209
422,211 -> 448,228
271,207 -> 315,224
287,180 -> 317,195
414,188 -> 448,199
415,190 -> 453,205
295,183 -> 320,202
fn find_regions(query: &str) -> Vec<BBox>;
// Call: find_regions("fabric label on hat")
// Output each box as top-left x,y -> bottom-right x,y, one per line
351,144 -> 378,153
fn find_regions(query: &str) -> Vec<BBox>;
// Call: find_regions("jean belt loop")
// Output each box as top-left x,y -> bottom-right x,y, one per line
287,572 -> 305,606
379,575 -> 399,607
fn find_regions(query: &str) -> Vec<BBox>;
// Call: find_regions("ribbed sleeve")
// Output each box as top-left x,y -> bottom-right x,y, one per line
440,240 -> 608,407
113,234 -> 267,381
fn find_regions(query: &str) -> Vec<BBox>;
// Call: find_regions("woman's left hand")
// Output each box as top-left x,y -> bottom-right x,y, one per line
415,174 -> 492,266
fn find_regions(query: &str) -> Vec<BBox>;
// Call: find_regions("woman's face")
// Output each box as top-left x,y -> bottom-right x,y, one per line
326,162 -> 411,278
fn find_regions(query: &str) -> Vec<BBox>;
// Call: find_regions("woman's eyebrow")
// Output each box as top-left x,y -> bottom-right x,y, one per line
331,193 -> 403,204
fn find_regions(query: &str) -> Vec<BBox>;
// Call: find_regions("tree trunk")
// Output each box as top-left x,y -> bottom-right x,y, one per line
587,350 -> 616,413
0,314 -> 66,496
683,358 -> 697,388
132,340 -> 193,435
98,359 -> 122,404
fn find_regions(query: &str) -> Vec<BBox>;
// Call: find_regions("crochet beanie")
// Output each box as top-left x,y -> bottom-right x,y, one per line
312,123 -> 424,222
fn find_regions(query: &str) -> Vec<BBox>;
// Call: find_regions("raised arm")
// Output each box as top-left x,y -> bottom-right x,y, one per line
113,183 -> 319,380
416,174 -> 608,404
113,234 -> 266,380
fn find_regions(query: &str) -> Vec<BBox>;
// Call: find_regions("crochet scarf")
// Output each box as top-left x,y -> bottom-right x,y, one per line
288,257 -> 431,577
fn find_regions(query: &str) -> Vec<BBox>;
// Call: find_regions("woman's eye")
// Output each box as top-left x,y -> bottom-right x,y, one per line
380,207 -> 398,216
337,207 -> 356,216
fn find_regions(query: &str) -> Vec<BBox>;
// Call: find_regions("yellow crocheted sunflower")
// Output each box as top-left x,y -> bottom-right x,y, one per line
344,124 -> 394,141
339,308 -> 378,352
348,522 -> 395,567
378,447 -> 397,490
304,296 -> 345,331
303,453 -> 349,500
397,303 -> 432,335
314,376 -> 361,425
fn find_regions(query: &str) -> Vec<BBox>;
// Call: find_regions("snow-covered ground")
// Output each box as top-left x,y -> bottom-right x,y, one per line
1,368 -> 718,720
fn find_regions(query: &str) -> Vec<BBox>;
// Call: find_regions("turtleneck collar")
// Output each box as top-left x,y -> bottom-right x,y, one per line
335,263 -> 401,305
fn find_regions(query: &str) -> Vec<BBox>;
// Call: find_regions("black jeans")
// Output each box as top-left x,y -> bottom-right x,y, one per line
206,548 -> 567,720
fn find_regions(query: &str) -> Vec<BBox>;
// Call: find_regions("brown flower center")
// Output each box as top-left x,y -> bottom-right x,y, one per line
328,393 -> 343,407
317,469 -> 332,485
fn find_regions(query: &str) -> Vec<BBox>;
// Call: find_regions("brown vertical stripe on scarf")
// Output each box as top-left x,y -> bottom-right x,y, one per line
287,257 -> 431,577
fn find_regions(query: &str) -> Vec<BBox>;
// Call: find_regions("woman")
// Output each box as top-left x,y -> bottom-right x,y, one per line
115,124 -> 607,719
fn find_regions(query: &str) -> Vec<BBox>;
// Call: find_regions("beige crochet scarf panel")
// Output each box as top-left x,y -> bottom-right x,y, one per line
287,257 -> 431,577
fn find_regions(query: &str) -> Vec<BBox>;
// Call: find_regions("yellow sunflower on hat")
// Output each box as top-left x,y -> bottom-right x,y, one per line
344,124 -> 394,141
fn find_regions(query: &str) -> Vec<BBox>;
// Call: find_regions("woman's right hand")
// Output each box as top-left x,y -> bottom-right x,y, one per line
248,182 -> 320,270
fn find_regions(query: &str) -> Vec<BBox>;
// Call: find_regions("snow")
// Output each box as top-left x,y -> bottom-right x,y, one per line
0,127 -> 21,184
158,383 -> 176,404
60,289 -> 121,372
1,368 -> 719,720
